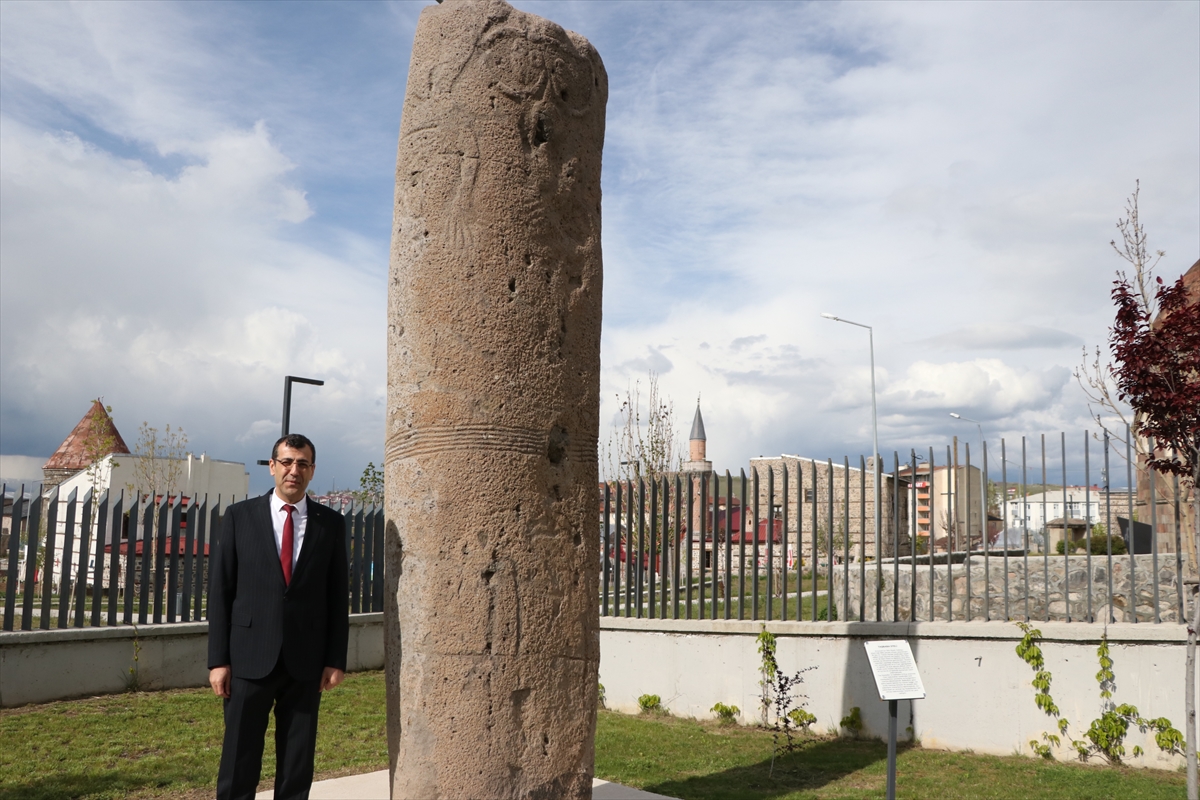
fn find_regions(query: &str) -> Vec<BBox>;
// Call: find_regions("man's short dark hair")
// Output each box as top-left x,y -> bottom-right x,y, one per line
272,434 -> 316,462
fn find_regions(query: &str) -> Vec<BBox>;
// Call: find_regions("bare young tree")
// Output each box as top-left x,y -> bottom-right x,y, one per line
604,371 -> 684,602
127,422 -> 189,573
1076,182 -> 1197,571
128,422 -> 189,503
605,371 -> 681,484
1075,180 -> 1164,462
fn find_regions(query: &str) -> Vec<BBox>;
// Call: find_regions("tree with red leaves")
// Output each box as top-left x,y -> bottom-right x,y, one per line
1111,270 -> 1200,797
1112,272 -> 1200,527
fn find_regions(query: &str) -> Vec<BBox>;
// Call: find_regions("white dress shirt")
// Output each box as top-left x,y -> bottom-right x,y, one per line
269,492 -> 308,568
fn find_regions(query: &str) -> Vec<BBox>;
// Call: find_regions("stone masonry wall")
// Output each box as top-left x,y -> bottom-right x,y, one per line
833,554 -> 1183,623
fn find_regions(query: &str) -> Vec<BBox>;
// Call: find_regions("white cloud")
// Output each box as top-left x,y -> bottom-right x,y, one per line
615,346 -> 674,376
884,359 -> 1070,418
237,420 -> 279,444
0,75 -> 383,490
922,325 -> 1083,351
0,456 -> 47,486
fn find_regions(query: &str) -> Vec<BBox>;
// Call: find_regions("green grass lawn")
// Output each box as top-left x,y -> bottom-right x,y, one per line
0,672 -> 387,800
607,575 -> 833,622
598,711 -> 1186,799
0,671 -> 1186,800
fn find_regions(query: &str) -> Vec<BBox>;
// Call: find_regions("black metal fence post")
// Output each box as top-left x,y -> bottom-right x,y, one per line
652,479 -> 662,623
1125,424 -> 1137,621
57,488 -> 79,629
751,467 -> 759,621
166,496 -> 182,623
40,487 -> 61,630
724,471 -> 733,620
740,469 -> 748,621
614,482 -> 624,618
1084,439 -> 1093,622
766,466 -> 774,621
636,478 -> 646,619
602,483 -> 611,617
3,486 -> 26,631
153,497 -> 169,625
73,490 -> 94,628
21,487 -> 45,631
661,476 -> 671,620
106,492 -> 123,627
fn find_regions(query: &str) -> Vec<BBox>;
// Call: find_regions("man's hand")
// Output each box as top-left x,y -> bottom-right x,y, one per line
210,666 -> 231,698
320,667 -> 345,692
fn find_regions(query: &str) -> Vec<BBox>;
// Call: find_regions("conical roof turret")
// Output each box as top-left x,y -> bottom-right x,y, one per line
684,399 -> 711,472
43,400 -> 130,474
689,403 -> 706,442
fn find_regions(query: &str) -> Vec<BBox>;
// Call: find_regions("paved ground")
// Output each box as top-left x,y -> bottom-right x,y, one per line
254,769 -> 679,799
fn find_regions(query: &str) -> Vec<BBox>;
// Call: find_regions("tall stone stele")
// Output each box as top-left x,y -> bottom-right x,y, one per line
384,1 -> 606,797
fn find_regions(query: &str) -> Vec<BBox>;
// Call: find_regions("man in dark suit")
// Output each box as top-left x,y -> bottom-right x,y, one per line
208,433 -> 349,800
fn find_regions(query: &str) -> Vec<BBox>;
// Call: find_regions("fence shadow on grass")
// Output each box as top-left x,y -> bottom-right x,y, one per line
644,736 -> 907,800
0,771 -> 186,800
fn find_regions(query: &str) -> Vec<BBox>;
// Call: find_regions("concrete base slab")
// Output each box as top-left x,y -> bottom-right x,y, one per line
254,770 -> 678,799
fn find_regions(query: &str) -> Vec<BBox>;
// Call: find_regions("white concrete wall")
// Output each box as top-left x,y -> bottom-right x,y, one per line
38,454 -> 249,589
0,613 -> 383,708
58,452 -> 249,508
599,617 -> 1192,770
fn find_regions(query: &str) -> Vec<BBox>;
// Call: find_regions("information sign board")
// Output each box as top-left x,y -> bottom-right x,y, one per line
863,640 -> 925,701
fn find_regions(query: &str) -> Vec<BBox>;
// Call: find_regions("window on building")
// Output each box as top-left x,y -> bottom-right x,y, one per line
805,488 -> 815,503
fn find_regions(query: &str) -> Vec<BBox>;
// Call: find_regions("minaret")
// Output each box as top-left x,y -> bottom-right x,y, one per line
683,401 -> 712,473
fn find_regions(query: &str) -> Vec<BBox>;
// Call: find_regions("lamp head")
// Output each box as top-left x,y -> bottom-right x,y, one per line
949,413 -> 962,419
820,313 -> 838,321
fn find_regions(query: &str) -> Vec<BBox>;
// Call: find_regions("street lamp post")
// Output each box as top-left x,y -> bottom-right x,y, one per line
282,375 -> 325,438
257,375 -> 324,466
821,313 -> 880,565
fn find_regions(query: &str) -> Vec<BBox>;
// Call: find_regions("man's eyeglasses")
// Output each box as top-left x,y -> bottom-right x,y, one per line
274,458 -> 314,470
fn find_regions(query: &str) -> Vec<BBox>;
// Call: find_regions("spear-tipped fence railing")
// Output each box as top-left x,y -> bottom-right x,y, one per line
1,489 -> 384,631
3,426 -> 1191,632
599,426 -> 1194,625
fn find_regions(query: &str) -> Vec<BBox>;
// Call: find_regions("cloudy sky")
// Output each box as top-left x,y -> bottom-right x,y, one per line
1,0 -> 1197,493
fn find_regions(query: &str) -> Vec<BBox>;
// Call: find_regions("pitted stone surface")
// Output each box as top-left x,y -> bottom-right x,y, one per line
385,1 -> 606,797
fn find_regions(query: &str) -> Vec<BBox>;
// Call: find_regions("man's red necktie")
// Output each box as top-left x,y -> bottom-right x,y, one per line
281,504 -> 295,585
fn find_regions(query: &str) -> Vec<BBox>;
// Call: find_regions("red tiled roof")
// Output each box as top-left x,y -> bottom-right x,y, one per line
43,400 -> 131,472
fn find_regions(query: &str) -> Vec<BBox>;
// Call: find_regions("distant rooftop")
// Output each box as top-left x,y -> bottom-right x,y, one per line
43,400 -> 130,472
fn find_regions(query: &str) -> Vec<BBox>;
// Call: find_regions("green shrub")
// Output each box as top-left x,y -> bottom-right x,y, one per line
1015,622 -> 1183,763
840,706 -> 862,737
711,702 -> 740,724
788,708 -> 817,732
1055,535 -> 1127,556
638,694 -> 663,715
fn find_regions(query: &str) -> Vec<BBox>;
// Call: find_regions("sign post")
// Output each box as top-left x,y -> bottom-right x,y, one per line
863,640 -> 925,800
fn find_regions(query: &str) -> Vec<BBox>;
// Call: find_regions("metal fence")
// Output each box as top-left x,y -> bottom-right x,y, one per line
6,427 -> 1189,632
600,428 -> 1194,625
0,487 -> 385,632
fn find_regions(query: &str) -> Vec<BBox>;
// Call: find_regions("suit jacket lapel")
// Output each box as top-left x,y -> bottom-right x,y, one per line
254,494 -> 286,588
291,502 -> 321,584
